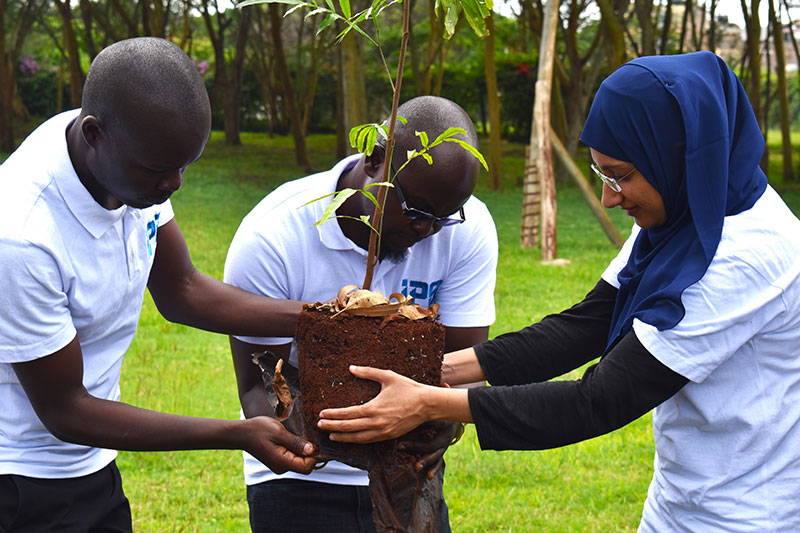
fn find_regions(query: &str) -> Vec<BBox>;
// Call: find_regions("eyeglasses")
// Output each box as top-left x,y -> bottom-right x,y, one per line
590,163 -> 637,193
377,141 -> 466,226
393,176 -> 466,226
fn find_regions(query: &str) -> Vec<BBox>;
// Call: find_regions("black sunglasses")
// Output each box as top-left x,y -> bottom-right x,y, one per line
377,141 -> 466,226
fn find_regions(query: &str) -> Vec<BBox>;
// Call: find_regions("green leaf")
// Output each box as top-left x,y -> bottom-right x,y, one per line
339,0 -> 351,17
303,6 -> 332,18
318,12 -> 337,33
444,138 -> 489,170
443,3 -> 458,38
416,130 -> 429,147
459,0 -> 489,37
431,126 -> 466,147
396,115 -> 408,125
422,152 -> 433,165
311,188 -> 359,226
237,0 -> 307,7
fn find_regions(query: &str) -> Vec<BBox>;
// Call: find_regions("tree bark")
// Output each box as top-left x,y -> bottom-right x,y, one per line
522,0 -> 558,260
768,0 -> 793,182
340,30 -> 368,155
483,11 -> 502,190
269,4 -> 311,169
54,0 -> 85,108
222,7 -> 251,145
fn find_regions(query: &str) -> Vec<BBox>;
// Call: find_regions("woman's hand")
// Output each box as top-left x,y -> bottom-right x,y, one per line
317,366 -> 433,443
317,365 -> 472,444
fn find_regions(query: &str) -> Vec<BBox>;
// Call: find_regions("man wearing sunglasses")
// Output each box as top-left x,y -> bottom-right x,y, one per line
224,95 -> 498,532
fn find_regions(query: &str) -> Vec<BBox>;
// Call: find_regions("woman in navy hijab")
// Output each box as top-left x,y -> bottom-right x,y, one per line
318,52 -> 800,531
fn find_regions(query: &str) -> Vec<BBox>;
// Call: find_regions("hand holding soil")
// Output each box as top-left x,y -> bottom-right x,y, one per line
317,365 -> 471,444
241,416 -> 317,475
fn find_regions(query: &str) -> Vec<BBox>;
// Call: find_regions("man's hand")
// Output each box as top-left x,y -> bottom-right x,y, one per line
397,421 -> 464,480
243,416 -> 317,474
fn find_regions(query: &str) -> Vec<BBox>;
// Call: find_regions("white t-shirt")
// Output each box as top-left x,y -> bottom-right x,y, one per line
0,110 -> 174,478
603,186 -> 800,532
224,154 -> 498,486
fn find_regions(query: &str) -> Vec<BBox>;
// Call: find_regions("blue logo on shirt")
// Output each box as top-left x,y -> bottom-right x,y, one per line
401,279 -> 442,307
146,213 -> 160,257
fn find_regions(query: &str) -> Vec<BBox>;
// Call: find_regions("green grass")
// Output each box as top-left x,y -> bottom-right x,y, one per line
4,129 -> 800,531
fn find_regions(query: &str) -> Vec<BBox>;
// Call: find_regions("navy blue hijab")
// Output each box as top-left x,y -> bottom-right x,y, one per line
579,51 -> 768,350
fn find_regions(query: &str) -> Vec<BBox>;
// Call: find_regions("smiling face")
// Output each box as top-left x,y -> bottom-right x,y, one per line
591,148 -> 668,229
80,110 -> 209,210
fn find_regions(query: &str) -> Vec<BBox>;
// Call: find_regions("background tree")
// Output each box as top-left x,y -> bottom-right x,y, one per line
201,0 -> 252,145
0,0 -> 47,152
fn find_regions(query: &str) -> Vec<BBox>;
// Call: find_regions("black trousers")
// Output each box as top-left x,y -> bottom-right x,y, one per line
247,478 -> 451,533
0,460 -> 132,533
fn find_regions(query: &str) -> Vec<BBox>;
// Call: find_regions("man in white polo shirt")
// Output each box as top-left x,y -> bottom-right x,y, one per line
224,96 -> 498,532
0,37 -> 316,532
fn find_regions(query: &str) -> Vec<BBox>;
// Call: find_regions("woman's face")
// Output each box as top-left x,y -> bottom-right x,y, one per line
591,149 -> 668,229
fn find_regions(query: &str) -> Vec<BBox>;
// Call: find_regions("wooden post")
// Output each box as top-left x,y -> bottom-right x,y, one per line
521,0 -> 559,261
549,127 -> 624,248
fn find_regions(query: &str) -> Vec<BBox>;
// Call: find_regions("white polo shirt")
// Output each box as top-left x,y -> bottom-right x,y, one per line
224,154 -> 498,486
603,186 -> 800,532
0,110 -> 174,478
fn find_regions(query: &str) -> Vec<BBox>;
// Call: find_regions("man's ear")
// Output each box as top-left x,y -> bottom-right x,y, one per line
80,116 -> 104,149
364,143 -> 386,180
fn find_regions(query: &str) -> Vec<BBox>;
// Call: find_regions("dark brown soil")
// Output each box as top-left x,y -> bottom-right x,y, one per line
296,307 -> 444,429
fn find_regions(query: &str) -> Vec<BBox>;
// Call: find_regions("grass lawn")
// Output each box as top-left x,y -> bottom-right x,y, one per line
4,128 -> 800,531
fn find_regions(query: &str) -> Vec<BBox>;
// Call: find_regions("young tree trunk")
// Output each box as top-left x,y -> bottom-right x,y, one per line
483,11 -> 501,191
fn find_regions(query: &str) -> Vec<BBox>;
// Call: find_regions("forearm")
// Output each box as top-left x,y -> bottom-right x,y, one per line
422,385 -> 473,423
153,269 -> 303,337
44,392 -> 253,452
475,279 -> 617,385
441,347 -> 486,386
469,331 -> 688,451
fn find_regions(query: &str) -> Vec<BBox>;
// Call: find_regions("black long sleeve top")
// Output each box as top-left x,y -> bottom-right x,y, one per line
469,279 -> 689,451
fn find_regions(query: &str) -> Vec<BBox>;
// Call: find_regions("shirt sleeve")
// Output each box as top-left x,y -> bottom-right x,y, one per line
468,329 -> 689,451
0,239 -> 76,362
633,249 -> 788,383
474,279 -> 617,385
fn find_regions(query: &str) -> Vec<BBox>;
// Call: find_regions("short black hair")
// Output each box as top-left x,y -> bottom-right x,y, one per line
392,96 -> 478,155
82,37 -> 210,134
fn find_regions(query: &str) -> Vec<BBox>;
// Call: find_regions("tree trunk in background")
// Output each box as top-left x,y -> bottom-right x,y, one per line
595,0 -> 627,68
222,8 -> 251,145
0,0 -> 13,152
708,0 -> 718,51
54,0 -> 84,107
484,11 -> 501,190
658,0 -> 674,55
0,0 -> 46,151
522,0 -> 558,260
635,0 -> 656,55
768,0 -> 794,182
340,30 -> 368,155
742,0 -> 767,170
269,4 -> 311,170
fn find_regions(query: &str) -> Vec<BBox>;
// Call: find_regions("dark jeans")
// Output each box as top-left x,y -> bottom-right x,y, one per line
0,460 -> 132,533
247,478 -> 451,533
